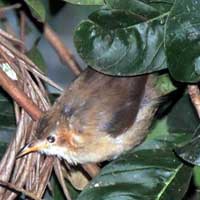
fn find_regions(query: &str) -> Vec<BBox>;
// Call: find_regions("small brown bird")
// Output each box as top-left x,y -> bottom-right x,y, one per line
18,68 -> 160,164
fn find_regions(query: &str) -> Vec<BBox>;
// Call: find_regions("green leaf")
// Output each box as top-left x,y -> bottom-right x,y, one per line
62,0 -> 104,5
173,94 -> 200,166
74,11 -> 168,76
105,0 -> 174,15
193,166 -> 200,187
52,174 -> 79,200
176,130 -> 200,166
147,0 -> 175,13
26,46 -> 46,72
166,94 -> 200,167
165,0 -> 200,82
167,94 -> 199,134
77,136 -> 192,200
89,9 -> 144,29
105,0 -> 159,18
155,73 -> 177,96
52,176 -> 66,200
24,0 -> 46,22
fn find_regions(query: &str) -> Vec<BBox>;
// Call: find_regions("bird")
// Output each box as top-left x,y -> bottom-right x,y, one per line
18,67 -> 160,164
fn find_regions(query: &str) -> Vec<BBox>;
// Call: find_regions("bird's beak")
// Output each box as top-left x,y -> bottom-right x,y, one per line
17,141 -> 46,158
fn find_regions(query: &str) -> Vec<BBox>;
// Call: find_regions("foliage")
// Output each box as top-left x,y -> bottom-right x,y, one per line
0,0 -> 200,200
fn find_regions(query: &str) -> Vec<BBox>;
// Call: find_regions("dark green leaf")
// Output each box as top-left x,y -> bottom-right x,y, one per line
74,13 -> 168,76
49,0 -> 66,15
77,137 -> 192,200
52,176 -> 66,200
105,0 -> 174,16
26,46 -> 46,72
105,0 -> 160,18
167,94 -> 199,134
62,0 -> 104,5
166,94 -> 200,167
165,0 -> 200,82
147,0 -> 174,13
24,0 -> 46,22
89,9 -> 144,29
52,174 -> 79,200
0,0 -> 10,6
176,129 -> 200,166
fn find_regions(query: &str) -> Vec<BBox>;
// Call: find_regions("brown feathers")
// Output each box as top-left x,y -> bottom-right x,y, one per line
25,68 -> 160,163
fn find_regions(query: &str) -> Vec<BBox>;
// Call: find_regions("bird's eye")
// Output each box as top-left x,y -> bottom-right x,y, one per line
47,135 -> 55,143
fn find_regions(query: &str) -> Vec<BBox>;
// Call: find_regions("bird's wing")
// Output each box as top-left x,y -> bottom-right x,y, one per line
60,68 -> 147,137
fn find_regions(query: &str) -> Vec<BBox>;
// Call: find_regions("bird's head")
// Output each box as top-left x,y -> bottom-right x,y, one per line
17,111 -> 83,164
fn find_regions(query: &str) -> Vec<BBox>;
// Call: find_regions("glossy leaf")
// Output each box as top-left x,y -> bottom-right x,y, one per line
165,0 -> 200,82
74,11 -> 168,76
172,95 -> 200,166
176,129 -> 200,166
24,0 -> 46,22
106,0 -> 174,15
62,0 -> 104,5
105,0 -> 159,18
77,135 -> 192,200
89,9 -> 144,29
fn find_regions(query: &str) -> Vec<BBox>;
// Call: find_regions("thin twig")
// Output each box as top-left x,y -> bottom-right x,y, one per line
0,28 -> 24,46
36,157 -> 54,199
188,85 -> 200,118
44,24 -> 82,76
0,3 -> 21,13
0,180 -> 42,200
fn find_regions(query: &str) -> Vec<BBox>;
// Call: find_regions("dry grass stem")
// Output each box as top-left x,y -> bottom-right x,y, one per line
0,179 -> 42,200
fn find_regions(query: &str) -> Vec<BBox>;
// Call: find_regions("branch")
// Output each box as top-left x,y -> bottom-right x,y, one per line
44,24 -> 82,76
188,85 -> 200,118
0,69 -> 42,120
